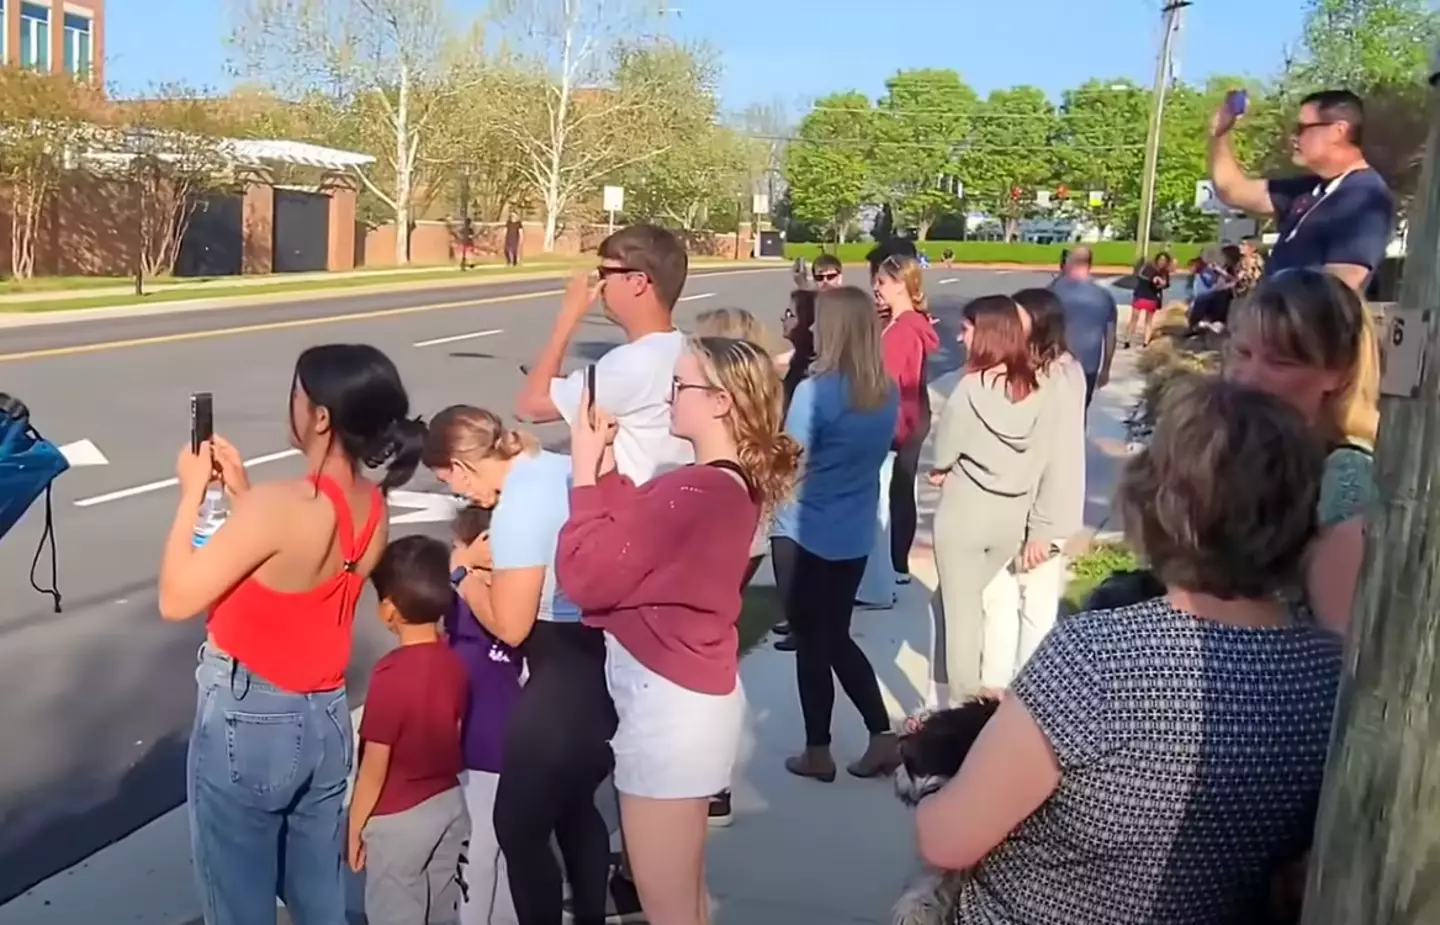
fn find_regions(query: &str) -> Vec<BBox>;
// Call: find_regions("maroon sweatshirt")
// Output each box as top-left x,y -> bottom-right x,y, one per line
555,465 -> 759,695
883,310 -> 941,446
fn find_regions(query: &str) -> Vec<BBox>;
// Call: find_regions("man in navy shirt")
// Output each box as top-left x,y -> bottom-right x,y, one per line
1208,89 -> 1395,293
1049,246 -> 1117,411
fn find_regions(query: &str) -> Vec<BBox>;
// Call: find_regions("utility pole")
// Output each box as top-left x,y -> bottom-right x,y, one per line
1135,0 -> 1190,265
1299,44 -> 1440,925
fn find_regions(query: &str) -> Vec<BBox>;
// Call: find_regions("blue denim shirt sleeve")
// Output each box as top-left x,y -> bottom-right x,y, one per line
785,376 -> 821,454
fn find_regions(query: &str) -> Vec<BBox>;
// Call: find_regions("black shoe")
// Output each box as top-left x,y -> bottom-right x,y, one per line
773,621 -> 791,635
773,634 -> 797,652
707,790 -> 733,828
563,871 -> 647,924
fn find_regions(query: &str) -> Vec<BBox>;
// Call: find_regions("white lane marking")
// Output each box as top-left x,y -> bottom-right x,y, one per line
412,328 -> 503,348
73,449 -> 302,508
58,438 -> 109,467
389,489 -> 469,525
678,292 -> 716,302
939,278 -> 959,285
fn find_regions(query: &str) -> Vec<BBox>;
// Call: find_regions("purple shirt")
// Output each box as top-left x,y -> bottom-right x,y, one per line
444,595 -> 522,773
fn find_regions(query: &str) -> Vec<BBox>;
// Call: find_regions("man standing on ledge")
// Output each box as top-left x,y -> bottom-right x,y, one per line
1208,89 -> 1395,293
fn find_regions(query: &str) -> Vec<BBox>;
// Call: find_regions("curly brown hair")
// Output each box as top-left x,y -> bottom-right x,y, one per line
1117,377 -> 1324,599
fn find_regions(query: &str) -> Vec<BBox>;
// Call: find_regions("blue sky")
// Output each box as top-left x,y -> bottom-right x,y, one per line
108,0 -> 1309,113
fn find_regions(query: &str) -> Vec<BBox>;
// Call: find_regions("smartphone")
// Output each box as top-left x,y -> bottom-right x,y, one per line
190,392 -> 214,455
585,364 -> 598,426
1225,89 -> 1248,117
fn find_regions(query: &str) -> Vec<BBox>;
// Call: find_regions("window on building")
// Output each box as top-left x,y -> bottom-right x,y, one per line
20,2 -> 51,72
64,12 -> 93,79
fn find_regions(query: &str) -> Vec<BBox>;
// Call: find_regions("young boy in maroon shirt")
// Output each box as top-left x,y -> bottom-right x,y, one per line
349,535 -> 471,925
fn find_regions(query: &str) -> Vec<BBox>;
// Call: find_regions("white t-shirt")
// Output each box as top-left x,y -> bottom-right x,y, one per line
550,330 -> 694,484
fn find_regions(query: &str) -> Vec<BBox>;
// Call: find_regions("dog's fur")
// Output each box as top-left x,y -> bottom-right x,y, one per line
891,698 -> 1000,925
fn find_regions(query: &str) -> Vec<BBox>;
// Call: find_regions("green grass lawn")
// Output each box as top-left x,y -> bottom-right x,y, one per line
737,584 -> 785,656
1062,541 -> 1141,612
785,240 -> 1206,268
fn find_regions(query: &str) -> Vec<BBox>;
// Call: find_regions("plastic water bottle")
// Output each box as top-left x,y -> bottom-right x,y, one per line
192,486 -> 229,548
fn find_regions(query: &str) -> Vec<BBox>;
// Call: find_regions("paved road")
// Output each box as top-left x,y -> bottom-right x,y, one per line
0,262 -> 1068,904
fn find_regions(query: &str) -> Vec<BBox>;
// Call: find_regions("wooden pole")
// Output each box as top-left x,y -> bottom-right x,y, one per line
1300,46 -> 1440,925
1134,0 -> 1189,265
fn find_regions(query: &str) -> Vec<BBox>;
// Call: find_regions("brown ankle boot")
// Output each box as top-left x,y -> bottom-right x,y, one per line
784,747 -> 837,783
847,732 -> 900,779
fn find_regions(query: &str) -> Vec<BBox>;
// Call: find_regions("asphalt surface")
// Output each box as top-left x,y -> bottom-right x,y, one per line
0,263 -> 1069,904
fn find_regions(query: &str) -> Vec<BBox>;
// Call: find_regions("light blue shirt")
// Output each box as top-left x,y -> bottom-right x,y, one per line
771,373 -> 899,561
489,450 -> 581,623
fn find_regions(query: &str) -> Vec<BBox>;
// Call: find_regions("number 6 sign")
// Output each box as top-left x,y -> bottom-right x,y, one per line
1380,307 -> 1430,398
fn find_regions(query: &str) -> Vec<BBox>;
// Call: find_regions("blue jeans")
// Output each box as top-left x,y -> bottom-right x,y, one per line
188,644 -> 353,925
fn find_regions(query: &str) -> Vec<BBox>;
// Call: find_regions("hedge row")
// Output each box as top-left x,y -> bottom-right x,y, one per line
782,240 -> 1208,268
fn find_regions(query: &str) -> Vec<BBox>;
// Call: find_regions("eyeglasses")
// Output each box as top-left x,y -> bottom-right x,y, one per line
670,377 -> 719,402
1292,120 -> 1337,136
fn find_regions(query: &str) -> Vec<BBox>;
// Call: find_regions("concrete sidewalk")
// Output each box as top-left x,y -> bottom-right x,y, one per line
0,356 -> 1144,925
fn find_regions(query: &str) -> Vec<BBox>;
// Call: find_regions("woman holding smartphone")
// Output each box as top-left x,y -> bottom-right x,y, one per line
157,344 -> 423,925
556,337 -> 800,925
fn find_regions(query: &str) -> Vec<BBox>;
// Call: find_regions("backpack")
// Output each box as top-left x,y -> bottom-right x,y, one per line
0,394 -> 68,612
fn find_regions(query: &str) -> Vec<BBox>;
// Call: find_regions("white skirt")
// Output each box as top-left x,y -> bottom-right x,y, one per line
604,634 -> 746,799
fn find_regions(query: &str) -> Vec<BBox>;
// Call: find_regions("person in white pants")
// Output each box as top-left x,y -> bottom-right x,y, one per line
978,289 -> 1088,689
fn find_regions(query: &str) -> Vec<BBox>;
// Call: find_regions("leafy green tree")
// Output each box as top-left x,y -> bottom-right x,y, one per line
961,86 -> 1056,241
782,91 -> 873,243
1051,80 -> 1149,236
871,68 -> 978,239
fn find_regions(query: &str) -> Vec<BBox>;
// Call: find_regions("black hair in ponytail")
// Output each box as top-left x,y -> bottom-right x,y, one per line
292,344 -> 423,492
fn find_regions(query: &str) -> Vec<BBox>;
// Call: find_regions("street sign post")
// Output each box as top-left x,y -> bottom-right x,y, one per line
752,193 -> 770,215
603,185 -> 625,234
1195,179 -> 1224,215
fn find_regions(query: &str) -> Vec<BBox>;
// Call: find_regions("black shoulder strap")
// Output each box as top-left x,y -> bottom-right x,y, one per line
1332,440 -> 1374,459
29,483 -> 60,613
707,460 -> 757,501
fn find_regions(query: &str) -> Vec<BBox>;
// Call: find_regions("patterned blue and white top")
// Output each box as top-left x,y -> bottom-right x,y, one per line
953,598 -> 1343,925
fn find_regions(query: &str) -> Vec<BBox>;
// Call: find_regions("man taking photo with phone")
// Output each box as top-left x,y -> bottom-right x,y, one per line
1208,88 -> 1395,293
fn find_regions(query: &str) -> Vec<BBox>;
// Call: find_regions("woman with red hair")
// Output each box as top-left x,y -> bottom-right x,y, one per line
928,296 -> 1048,706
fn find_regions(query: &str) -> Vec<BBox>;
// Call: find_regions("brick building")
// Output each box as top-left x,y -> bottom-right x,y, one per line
1,0 -> 101,83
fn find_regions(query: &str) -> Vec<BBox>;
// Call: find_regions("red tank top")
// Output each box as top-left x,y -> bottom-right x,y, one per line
208,475 -> 384,693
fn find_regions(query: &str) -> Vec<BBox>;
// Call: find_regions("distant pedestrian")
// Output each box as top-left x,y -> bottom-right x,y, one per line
1049,245 -> 1117,409
504,213 -> 523,266
349,536 -> 470,925
1123,252 -> 1172,349
779,289 -> 819,410
1209,88 -> 1395,292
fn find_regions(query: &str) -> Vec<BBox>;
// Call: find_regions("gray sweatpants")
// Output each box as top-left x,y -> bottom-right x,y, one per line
932,482 -> 1029,701
364,787 -> 471,925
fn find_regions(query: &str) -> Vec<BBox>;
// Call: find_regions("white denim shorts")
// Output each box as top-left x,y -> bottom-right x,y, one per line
604,634 -> 745,799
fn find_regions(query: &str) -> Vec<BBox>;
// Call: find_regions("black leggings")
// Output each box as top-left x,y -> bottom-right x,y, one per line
772,537 -> 890,747
889,424 -> 928,574
494,622 -> 617,925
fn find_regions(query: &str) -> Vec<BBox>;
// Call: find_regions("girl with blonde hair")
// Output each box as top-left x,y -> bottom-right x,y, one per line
769,286 -> 901,782
555,336 -> 800,925
1224,267 -> 1381,633
422,406 -> 612,925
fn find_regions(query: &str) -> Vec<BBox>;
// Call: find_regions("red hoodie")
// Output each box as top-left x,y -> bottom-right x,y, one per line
882,310 -> 941,446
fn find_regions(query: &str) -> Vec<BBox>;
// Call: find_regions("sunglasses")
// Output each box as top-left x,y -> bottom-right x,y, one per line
597,265 -> 645,279
813,271 -> 840,282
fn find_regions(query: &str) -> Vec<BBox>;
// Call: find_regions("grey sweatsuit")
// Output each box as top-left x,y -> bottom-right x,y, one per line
931,371 -> 1050,699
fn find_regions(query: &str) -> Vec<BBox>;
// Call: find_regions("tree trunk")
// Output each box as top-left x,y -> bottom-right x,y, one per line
1299,48 -> 1440,925
394,62 -> 413,266
542,12 -> 577,254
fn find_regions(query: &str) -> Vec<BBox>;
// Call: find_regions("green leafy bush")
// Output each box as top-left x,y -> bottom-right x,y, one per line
1064,541 -> 1141,611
